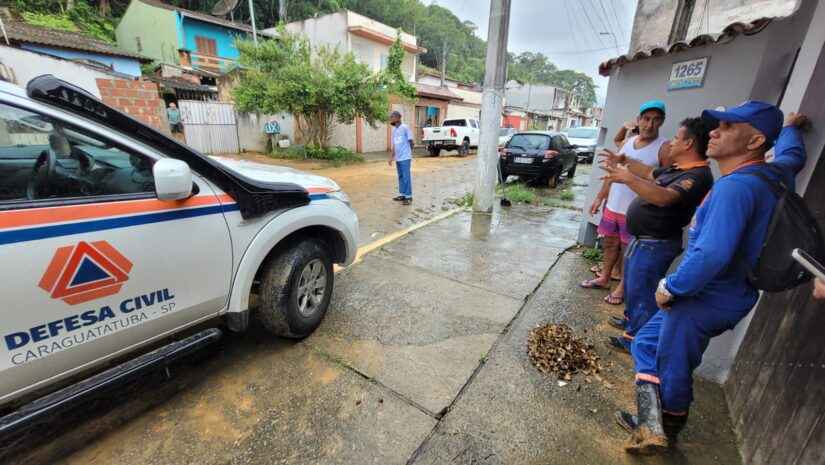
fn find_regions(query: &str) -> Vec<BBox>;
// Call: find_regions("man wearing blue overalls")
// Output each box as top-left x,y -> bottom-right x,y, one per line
619,102 -> 809,454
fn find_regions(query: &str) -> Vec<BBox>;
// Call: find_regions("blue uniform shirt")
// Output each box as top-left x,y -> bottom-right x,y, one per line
665,126 -> 806,311
392,123 -> 413,162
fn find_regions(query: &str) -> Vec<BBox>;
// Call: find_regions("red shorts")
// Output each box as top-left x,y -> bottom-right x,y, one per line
598,207 -> 631,245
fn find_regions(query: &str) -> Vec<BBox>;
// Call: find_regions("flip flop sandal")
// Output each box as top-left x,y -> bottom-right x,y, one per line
604,293 -> 624,305
591,266 -> 621,281
580,278 -> 610,289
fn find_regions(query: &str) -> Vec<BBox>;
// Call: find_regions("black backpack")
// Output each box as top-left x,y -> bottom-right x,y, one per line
745,165 -> 825,292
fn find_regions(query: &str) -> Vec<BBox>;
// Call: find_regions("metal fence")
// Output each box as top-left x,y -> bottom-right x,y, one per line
179,100 -> 239,154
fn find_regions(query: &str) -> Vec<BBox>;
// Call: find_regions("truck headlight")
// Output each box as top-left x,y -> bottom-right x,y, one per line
327,190 -> 352,207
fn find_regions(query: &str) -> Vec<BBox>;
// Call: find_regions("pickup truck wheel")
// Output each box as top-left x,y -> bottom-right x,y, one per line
256,239 -> 333,339
428,147 -> 441,157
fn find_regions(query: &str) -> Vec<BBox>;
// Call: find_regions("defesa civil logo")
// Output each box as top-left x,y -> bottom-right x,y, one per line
38,241 -> 133,305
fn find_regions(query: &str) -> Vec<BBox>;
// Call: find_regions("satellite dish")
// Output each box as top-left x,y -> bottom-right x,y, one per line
211,0 -> 239,17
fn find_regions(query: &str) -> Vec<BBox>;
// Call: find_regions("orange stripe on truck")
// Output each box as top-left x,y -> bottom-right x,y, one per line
0,194 -> 236,230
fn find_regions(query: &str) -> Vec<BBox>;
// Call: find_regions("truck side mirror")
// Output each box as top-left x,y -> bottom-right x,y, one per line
153,158 -> 193,201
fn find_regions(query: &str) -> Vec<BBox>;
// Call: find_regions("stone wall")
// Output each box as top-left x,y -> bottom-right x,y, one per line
96,78 -> 167,132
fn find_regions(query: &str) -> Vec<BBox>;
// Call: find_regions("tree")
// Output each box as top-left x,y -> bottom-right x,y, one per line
233,29 -> 405,148
381,34 -> 417,101
549,69 -> 597,110
508,52 -> 558,86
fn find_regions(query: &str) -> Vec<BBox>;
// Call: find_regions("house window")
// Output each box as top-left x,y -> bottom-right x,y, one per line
135,37 -> 142,52
380,53 -> 388,70
195,36 -> 218,57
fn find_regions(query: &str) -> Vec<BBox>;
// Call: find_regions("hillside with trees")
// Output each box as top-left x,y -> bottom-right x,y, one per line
10,0 -> 597,107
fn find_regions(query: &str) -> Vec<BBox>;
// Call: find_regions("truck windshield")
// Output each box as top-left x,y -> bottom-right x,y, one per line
442,119 -> 466,127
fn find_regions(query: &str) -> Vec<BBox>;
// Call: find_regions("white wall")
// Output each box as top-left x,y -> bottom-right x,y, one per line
362,120 -> 387,153
345,10 -> 417,48
278,11 -> 349,52
236,112 -> 295,153
447,103 -> 480,120
0,46 -> 120,98
278,11 -> 417,81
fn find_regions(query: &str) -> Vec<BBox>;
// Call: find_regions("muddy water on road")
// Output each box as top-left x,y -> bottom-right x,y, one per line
224,152 -> 478,245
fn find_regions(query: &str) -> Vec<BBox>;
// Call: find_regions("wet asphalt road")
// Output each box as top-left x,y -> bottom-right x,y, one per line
8,160 -> 741,465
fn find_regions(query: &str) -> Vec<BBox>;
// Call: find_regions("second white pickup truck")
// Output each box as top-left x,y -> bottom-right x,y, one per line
422,118 -> 480,156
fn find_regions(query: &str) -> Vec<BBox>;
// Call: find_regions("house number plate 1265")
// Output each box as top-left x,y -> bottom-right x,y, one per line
668,57 -> 709,91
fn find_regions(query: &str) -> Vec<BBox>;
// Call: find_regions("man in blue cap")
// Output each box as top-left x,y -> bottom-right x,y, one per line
617,101 -> 809,454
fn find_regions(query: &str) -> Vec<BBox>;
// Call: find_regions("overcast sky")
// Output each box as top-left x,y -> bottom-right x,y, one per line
424,0 -> 639,104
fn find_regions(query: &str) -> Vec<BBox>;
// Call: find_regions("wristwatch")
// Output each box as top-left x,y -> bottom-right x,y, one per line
657,278 -> 674,302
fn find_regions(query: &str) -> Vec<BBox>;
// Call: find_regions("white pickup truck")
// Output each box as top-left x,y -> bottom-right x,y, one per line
422,118 -> 480,156
0,76 -> 358,440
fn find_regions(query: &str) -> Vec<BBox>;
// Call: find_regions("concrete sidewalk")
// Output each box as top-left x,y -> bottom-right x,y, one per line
19,188 -> 740,465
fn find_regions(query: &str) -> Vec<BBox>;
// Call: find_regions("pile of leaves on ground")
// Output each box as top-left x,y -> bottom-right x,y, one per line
527,323 -> 601,380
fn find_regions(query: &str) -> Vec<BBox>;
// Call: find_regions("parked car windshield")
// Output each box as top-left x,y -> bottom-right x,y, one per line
566,127 -> 598,139
507,134 -> 551,151
443,119 -> 467,127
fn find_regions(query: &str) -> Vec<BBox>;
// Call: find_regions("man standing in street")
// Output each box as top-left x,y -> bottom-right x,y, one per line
167,102 -> 183,139
599,117 -> 715,354
389,111 -> 414,206
621,103 -> 808,454
582,101 -> 670,306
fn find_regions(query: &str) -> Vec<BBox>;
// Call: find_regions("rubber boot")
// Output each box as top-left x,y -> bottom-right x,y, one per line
618,411 -> 687,444
663,412 -> 688,443
615,410 -> 637,433
624,383 -> 668,455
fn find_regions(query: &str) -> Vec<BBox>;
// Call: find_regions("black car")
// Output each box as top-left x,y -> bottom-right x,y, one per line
498,131 -> 577,188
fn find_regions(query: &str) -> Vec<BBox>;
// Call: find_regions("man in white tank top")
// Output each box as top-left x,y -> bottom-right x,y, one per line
582,101 -> 670,304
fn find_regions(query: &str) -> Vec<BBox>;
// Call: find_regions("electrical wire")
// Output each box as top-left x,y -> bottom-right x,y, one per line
590,0 -> 620,55
608,0 -> 626,45
579,0 -> 608,48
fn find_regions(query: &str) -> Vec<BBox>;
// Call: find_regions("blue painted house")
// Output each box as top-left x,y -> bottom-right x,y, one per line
3,21 -> 148,77
116,0 -> 253,74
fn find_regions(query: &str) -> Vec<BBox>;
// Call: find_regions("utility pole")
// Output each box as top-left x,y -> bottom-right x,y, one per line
248,0 -> 258,44
473,0 -> 511,213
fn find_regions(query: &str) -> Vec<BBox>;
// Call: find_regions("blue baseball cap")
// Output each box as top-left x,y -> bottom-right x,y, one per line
639,99 -> 666,116
702,101 -> 784,149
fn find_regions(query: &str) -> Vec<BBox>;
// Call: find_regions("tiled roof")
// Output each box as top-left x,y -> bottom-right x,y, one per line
3,21 -> 150,61
599,18 -> 773,76
415,82 -> 462,101
138,0 -> 254,33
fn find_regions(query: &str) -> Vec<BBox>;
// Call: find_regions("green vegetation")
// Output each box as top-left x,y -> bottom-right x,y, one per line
234,28 -> 408,149
451,192 -> 474,208
508,53 -> 597,108
499,183 -> 536,204
16,2 -> 116,43
560,189 -> 575,201
581,247 -> 603,264
270,144 -> 364,164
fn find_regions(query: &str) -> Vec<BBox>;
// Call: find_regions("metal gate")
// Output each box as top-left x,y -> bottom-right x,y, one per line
179,100 -> 239,154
